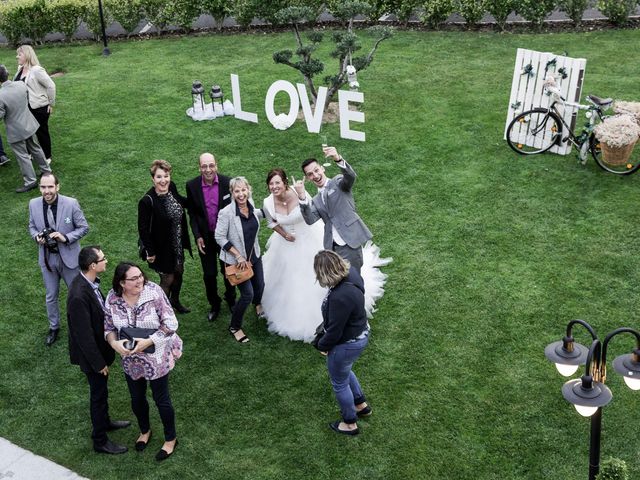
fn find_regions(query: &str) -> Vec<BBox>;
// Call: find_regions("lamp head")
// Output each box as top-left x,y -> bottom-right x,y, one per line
545,337 -> 588,376
613,349 -> 640,390
561,376 -> 612,417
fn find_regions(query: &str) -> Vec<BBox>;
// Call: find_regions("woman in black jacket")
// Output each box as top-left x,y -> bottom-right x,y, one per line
138,160 -> 192,313
314,250 -> 371,436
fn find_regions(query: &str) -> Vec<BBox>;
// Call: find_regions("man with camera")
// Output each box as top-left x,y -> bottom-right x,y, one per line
28,172 -> 89,346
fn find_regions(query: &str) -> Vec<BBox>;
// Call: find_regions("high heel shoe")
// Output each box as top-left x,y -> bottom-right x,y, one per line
229,327 -> 249,343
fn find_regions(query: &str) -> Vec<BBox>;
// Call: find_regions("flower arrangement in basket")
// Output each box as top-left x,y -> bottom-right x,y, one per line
594,114 -> 640,165
613,100 -> 640,126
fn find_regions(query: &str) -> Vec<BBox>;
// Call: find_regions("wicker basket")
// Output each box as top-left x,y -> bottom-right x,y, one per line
601,140 -> 637,166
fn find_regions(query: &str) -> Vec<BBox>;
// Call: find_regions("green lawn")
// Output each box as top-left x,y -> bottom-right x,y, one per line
1,29 -> 640,480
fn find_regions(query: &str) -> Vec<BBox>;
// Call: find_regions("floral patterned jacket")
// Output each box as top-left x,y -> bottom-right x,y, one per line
104,282 -> 182,380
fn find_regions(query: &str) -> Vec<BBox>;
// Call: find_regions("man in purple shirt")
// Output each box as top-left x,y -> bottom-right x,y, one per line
186,153 -> 235,321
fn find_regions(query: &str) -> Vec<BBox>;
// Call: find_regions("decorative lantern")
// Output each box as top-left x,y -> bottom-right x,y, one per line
191,81 -> 205,112
346,65 -> 359,90
210,85 -> 224,117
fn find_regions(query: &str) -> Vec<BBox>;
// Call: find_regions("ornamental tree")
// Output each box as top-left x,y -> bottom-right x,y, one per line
272,1 -> 393,108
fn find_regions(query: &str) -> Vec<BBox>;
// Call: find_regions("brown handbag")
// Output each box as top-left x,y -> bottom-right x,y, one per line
224,263 -> 254,286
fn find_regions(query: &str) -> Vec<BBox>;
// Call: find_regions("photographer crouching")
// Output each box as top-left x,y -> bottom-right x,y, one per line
28,172 -> 89,345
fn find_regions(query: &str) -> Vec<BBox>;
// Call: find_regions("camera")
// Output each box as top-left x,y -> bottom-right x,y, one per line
39,228 -> 59,253
124,340 -> 136,350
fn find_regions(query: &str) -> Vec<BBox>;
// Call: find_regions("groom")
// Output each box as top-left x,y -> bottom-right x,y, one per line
295,146 -> 372,273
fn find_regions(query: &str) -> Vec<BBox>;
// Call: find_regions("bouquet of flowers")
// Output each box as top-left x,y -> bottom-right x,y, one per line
594,114 -> 640,165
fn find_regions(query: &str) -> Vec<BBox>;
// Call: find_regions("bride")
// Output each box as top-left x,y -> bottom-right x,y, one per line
261,168 -> 390,342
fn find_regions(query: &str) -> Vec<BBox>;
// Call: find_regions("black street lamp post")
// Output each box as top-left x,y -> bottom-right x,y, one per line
545,320 -> 640,480
97,0 -> 110,56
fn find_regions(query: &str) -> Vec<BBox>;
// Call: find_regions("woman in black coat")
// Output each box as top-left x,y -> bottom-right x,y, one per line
314,250 -> 371,436
138,160 -> 192,313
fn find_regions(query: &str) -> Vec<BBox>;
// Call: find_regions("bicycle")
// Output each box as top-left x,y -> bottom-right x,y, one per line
506,77 -> 640,175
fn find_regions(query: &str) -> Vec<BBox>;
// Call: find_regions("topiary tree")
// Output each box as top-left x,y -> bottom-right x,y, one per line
272,2 -> 393,108
486,0 -> 515,31
516,0 -> 555,29
455,0 -> 487,28
598,0 -> 637,26
421,0 -> 454,29
557,0 -> 589,27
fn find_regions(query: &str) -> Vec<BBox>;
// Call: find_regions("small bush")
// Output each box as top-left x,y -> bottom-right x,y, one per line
455,0 -> 486,28
486,0 -> 515,31
200,0 -> 232,28
0,0 -> 29,46
557,0 -> 589,27
106,0 -> 143,34
50,0 -> 86,40
138,0 -> 173,34
370,0 -> 421,24
598,0 -> 637,26
167,0 -> 201,32
595,457 -> 630,480
80,0 -> 113,40
515,0 -> 555,29
421,0 -> 454,29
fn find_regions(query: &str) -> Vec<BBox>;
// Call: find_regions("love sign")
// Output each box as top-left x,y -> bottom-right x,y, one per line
230,74 -> 365,142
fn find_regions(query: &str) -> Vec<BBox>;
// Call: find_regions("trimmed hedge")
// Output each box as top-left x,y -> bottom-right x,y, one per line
0,0 -> 637,45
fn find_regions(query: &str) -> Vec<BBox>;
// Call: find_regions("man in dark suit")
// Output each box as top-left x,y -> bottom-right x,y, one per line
0,64 -> 50,192
28,172 -> 89,346
186,152 -> 236,321
295,146 -> 372,273
67,246 -> 130,454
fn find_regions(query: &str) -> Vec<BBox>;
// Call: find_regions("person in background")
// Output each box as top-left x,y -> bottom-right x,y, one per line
14,44 -> 56,163
313,250 -> 371,436
104,262 -> 182,461
67,246 -> 130,455
138,159 -> 192,314
0,63 -> 50,192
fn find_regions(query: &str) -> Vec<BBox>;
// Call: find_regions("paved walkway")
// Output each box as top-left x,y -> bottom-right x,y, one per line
0,437 -> 88,480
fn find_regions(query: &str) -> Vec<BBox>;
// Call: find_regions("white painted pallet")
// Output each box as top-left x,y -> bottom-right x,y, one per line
504,48 -> 586,155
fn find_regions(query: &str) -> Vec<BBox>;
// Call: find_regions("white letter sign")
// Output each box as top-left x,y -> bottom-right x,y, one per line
297,84 -> 327,134
338,90 -> 365,142
265,80 -> 299,130
230,73 -> 258,123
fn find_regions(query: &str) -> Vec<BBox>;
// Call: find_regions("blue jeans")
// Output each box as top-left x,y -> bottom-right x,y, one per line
326,334 -> 369,424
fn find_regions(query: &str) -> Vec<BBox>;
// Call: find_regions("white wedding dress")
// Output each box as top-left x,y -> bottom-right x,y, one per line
261,193 -> 391,343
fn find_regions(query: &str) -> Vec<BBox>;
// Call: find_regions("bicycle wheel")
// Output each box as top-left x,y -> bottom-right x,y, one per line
590,133 -> 640,175
507,108 -> 562,155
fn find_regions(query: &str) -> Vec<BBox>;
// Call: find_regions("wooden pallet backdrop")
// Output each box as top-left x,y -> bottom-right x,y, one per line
504,48 -> 587,155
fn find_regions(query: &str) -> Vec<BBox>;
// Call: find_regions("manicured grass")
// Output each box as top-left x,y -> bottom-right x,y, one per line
1,29 -> 640,479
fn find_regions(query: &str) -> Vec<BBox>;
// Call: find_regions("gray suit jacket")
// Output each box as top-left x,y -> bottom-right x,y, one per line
0,80 -> 40,143
300,160 -> 372,250
28,194 -> 90,269
215,200 -> 263,264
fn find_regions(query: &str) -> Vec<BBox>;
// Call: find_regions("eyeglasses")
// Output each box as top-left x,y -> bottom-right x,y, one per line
96,257 -> 107,263
200,164 -> 217,170
124,274 -> 144,282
